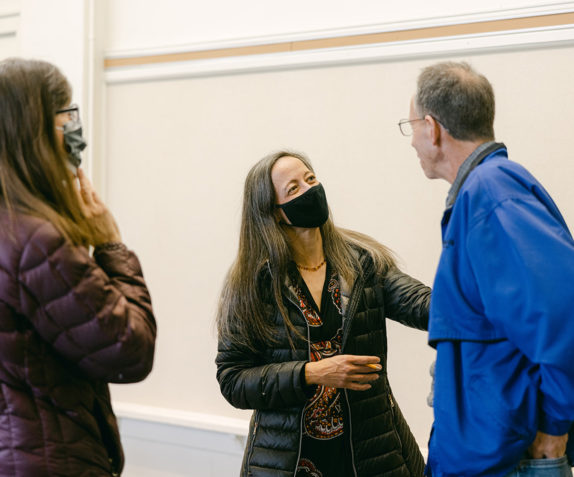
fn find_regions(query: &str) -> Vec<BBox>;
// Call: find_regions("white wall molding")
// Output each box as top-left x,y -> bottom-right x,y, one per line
105,2 -> 574,59
0,6 -> 19,38
104,22 -> 574,84
0,0 -> 20,18
115,403 -> 248,476
115,402 -> 427,476
113,401 -> 249,437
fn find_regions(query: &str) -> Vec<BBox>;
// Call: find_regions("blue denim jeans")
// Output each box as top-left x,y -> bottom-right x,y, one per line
504,456 -> 572,477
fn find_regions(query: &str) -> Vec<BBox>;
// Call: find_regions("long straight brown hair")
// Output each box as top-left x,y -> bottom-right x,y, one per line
216,150 -> 396,351
0,58 -> 95,246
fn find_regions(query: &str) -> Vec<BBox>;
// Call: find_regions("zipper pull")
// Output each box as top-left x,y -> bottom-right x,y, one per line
388,393 -> 394,408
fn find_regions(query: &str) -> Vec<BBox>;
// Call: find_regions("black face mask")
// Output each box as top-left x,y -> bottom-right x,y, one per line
277,183 -> 329,228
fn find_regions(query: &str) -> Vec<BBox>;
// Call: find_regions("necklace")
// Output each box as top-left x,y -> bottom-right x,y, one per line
296,259 -> 326,272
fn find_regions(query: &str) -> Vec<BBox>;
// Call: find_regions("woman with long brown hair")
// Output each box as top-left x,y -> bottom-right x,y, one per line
0,57 -> 157,476
216,151 -> 430,476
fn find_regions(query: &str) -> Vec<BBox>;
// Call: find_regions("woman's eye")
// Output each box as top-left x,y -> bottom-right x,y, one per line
307,175 -> 317,183
287,185 -> 298,195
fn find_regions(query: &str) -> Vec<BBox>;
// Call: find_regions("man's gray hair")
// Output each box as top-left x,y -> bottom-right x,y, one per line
415,61 -> 495,141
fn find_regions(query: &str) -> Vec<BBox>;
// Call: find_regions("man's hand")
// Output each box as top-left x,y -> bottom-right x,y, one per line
527,431 -> 568,459
304,355 -> 381,391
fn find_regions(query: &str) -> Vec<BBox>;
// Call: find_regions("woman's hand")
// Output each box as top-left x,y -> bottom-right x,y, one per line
76,168 -> 122,245
527,431 -> 568,459
304,355 -> 381,391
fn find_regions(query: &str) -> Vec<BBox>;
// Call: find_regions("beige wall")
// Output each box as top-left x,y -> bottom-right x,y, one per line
105,43 -> 574,447
0,1 -> 19,60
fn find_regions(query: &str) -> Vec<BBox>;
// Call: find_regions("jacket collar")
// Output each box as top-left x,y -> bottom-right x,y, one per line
445,141 -> 506,209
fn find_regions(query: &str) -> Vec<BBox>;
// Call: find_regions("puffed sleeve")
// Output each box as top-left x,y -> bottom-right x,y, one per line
216,320 -> 310,410
382,267 -> 431,331
17,220 -> 157,383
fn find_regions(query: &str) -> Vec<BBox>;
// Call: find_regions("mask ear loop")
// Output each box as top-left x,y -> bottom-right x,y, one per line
274,204 -> 291,227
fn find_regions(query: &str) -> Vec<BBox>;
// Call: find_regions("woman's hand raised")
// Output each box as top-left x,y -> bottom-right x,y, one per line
76,168 -> 122,245
304,355 -> 381,391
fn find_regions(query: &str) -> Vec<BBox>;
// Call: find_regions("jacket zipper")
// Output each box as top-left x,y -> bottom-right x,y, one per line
283,293 -> 310,477
388,391 -> 404,451
343,389 -> 359,477
245,412 -> 260,475
341,275 -> 365,477
292,406 -> 306,476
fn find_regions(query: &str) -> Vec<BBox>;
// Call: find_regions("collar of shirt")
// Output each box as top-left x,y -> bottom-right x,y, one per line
445,141 -> 498,209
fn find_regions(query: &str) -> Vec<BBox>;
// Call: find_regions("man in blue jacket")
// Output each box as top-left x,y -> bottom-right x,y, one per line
400,61 -> 574,476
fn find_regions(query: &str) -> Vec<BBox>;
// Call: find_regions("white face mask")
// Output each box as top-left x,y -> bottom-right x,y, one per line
56,118 -> 87,172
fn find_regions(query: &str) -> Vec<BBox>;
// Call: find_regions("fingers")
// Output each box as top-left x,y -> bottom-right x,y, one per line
347,382 -> 373,391
339,355 -> 382,391
346,373 -> 379,391
77,168 -> 106,213
529,449 -> 543,459
306,355 -> 383,391
528,431 -> 568,459
340,356 -> 381,375
342,355 -> 382,373
348,355 -> 380,365
77,168 -> 97,208
74,169 -> 122,244
348,373 -> 379,383
348,355 -> 382,372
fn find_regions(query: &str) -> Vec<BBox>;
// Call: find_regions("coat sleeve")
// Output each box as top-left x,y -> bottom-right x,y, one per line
466,197 -> 574,435
216,331 -> 311,411
17,220 -> 157,384
382,267 -> 431,331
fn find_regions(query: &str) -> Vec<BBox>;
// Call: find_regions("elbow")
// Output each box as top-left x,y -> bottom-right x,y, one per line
217,369 -> 252,410
118,315 -> 157,382
109,329 -> 157,383
115,352 -> 155,383
109,346 -> 156,384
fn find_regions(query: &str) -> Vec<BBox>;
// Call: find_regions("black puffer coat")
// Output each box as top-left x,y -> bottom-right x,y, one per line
216,251 -> 430,476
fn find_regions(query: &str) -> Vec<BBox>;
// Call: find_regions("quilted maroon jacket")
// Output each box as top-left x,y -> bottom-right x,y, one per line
0,210 -> 157,476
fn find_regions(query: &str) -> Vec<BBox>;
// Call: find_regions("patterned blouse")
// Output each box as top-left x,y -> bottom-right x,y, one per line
291,263 -> 353,477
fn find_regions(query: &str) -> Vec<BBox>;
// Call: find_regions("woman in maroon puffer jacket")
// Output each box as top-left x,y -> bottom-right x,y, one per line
0,58 -> 157,476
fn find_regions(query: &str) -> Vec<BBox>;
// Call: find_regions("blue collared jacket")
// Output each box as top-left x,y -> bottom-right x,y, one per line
426,146 -> 574,476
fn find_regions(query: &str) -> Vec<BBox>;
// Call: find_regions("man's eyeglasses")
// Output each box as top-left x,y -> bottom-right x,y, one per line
56,104 -> 80,122
397,118 -> 425,137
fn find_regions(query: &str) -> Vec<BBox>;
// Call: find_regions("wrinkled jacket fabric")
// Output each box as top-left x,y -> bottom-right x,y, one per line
426,147 -> 574,476
217,251 -> 430,476
0,210 -> 157,476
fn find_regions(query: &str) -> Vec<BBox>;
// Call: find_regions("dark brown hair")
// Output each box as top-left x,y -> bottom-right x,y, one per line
0,57 -> 94,245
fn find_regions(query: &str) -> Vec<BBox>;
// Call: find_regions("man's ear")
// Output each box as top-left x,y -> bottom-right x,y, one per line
426,115 -> 442,147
